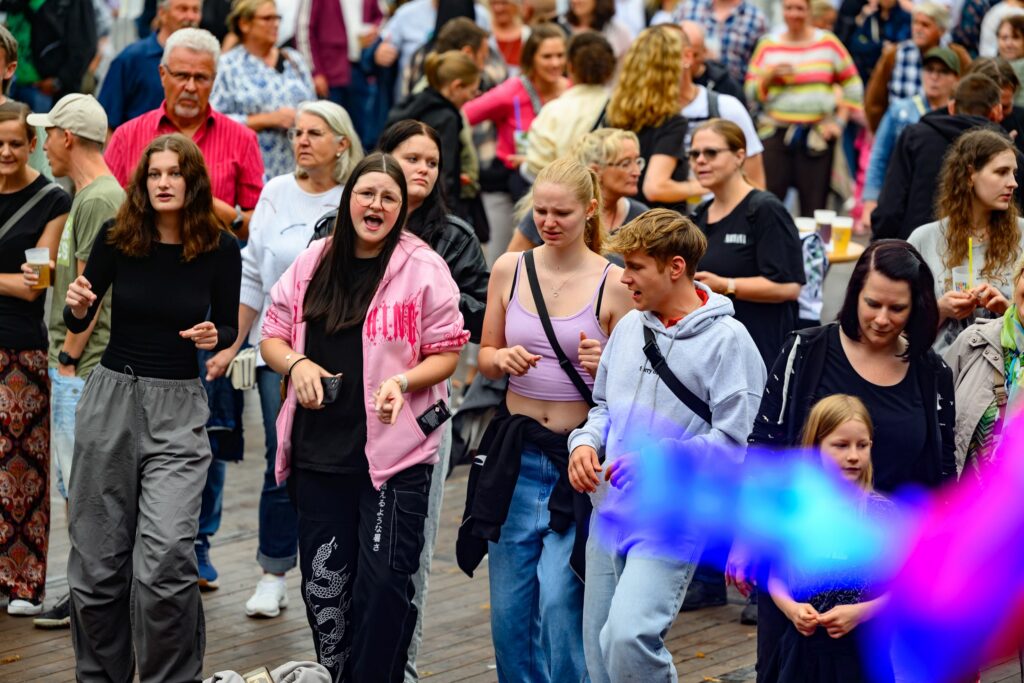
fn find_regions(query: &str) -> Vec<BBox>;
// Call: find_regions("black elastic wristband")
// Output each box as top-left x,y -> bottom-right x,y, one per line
287,356 -> 310,376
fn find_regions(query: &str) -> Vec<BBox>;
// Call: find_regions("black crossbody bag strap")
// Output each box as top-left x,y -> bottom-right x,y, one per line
524,250 -> 596,408
642,326 -> 712,424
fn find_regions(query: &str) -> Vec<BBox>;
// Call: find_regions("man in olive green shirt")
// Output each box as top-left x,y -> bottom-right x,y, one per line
23,94 -> 125,628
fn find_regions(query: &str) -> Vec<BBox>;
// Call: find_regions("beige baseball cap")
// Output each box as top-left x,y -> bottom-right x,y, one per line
26,94 -> 108,145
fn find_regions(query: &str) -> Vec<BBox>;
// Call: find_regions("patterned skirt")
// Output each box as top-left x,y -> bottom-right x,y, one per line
0,348 -> 50,603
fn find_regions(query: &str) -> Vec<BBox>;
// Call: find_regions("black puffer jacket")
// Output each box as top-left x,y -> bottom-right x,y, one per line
313,210 -> 489,342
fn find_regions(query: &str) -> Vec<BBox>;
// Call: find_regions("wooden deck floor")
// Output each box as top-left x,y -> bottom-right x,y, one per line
2,396 -> 1021,682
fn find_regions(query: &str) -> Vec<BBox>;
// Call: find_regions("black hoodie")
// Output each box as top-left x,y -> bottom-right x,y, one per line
385,87 -> 464,203
872,111 -> 1001,241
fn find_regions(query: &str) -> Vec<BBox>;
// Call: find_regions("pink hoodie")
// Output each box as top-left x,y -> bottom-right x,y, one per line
261,231 -> 469,489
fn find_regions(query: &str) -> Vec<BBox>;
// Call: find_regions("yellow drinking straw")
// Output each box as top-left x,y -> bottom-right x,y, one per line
968,237 -> 974,288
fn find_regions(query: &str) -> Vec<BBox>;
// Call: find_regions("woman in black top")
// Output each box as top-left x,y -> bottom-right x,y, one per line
62,134 -> 240,682
738,240 -> 955,682
0,101 -> 70,616
376,120 -> 489,675
690,119 -> 806,368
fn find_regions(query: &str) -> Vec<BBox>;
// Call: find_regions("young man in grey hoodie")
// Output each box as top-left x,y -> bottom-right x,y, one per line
567,208 -> 766,683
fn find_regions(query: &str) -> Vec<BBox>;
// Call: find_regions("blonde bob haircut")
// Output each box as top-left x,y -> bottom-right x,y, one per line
605,208 -> 707,277
573,127 -> 642,168
800,394 -> 875,491
424,50 -> 481,91
533,157 -> 605,255
605,24 -> 684,132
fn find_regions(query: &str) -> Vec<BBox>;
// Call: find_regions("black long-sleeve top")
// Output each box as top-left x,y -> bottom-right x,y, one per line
64,222 -> 241,379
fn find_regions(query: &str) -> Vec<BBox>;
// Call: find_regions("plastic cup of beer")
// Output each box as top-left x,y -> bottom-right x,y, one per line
832,216 -> 853,255
951,266 -> 971,293
25,248 -> 50,290
814,209 -> 836,246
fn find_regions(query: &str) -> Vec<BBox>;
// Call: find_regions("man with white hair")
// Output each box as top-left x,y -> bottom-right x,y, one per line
105,28 -> 263,239
98,0 -> 201,130
104,27 -> 263,594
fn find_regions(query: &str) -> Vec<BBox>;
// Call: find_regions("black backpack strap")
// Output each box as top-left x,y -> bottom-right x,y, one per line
707,89 -> 720,119
524,250 -> 596,407
642,326 -> 712,424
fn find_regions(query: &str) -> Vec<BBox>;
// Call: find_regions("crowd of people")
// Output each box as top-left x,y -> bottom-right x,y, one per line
0,0 -> 1023,682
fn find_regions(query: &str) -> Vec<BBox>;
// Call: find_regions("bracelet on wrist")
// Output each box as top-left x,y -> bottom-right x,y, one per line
388,373 -> 409,393
287,356 -> 310,375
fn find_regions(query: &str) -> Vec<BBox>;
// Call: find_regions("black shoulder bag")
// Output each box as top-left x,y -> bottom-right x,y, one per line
641,326 -> 712,424
523,250 -> 596,408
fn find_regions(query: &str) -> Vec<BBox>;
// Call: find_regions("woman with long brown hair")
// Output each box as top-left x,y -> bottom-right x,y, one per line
908,128 -> 1024,353
62,133 -> 240,681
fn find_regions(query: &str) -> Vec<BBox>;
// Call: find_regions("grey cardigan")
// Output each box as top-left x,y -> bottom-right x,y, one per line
943,316 -> 1009,478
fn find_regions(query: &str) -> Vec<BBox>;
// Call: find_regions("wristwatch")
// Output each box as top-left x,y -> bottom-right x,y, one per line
58,351 -> 79,367
725,278 -> 737,298
231,205 -> 244,233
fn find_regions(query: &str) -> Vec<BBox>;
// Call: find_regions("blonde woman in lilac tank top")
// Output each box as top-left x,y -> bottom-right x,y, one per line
476,157 -> 632,682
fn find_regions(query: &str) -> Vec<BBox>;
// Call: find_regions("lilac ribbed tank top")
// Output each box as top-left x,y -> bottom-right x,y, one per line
505,253 -> 611,401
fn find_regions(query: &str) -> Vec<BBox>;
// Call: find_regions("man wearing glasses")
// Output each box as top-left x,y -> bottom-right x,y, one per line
105,27 -> 264,241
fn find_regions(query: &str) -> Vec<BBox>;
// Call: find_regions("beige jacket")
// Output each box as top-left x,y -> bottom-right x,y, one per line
943,317 -> 1008,478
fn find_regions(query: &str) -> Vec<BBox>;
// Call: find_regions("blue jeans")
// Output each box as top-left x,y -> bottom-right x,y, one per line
256,366 -> 297,573
49,368 -> 85,499
582,513 -> 702,683
487,446 -> 587,683
328,62 -> 379,149
197,459 -> 225,546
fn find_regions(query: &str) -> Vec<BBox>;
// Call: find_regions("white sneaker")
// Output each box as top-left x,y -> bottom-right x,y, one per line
245,574 -> 288,618
8,599 -> 43,616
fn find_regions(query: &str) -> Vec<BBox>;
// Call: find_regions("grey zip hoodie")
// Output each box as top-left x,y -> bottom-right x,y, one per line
568,283 -> 767,510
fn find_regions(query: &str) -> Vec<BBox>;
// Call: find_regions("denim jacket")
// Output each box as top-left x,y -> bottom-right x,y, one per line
864,94 -> 931,202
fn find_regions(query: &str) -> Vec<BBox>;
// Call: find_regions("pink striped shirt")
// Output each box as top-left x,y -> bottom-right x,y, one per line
105,101 -> 265,209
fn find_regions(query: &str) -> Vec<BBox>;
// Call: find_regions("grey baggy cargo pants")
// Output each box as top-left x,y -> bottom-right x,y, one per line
68,365 -> 211,683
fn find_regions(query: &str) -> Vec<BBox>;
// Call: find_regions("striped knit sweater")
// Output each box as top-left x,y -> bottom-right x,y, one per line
745,28 -> 864,125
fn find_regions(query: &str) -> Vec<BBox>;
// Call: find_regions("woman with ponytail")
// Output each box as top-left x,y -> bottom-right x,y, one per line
386,50 -> 482,204
464,157 -> 631,681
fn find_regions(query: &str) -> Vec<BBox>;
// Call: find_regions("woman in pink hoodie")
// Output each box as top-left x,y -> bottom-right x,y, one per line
260,152 -> 468,681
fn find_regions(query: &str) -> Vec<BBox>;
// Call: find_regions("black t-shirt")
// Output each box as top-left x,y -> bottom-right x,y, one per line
635,114 -> 690,213
694,190 -> 806,367
64,222 -> 241,379
292,255 -> 384,474
0,176 -> 71,350
817,326 -> 926,493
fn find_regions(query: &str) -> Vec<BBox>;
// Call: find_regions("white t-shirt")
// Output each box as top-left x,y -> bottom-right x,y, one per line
240,174 -> 345,363
681,85 -> 764,157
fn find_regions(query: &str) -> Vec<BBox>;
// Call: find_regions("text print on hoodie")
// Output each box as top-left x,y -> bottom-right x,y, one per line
568,283 -> 767,513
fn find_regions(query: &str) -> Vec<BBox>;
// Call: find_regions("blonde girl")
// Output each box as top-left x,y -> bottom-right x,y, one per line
764,394 -> 894,683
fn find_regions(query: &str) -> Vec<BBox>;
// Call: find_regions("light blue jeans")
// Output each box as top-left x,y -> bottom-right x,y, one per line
487,446 -> 587,683
582,512 -> 702,683
49,368 -> 85,499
